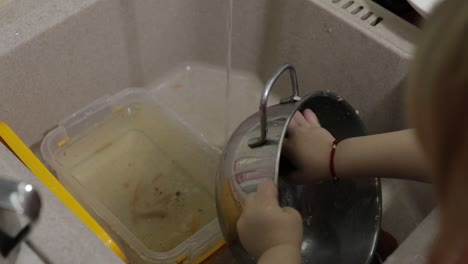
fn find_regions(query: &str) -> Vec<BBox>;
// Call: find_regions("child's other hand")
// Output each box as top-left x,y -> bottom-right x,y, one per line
282,109 -> 336,183
237,180 -> 303,259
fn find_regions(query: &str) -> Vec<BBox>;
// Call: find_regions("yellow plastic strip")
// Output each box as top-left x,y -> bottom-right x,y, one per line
0,122 -> 127,263
193,240 -> 227,264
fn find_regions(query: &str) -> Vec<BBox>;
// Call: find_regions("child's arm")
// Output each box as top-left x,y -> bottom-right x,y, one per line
237,181 -> 302,264
283,110 -> 430,183
335,130 -> 430,182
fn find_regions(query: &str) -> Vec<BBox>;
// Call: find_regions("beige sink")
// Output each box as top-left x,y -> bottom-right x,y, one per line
0,0 -> 435,262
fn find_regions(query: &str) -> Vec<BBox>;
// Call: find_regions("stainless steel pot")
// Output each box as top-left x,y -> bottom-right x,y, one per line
215,64 -> 382,264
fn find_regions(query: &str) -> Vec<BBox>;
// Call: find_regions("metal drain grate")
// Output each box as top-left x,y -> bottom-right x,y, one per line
332,0 -> 384,27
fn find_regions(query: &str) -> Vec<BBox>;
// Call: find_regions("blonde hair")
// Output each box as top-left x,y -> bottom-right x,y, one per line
407,0 -> 468,262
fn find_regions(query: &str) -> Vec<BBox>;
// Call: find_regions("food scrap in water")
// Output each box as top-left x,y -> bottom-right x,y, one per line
57,137 -> 70,147
155,193 -> 170,205
135,208 -> 168,219
94,143 -> 113,155
131,182 -> 141,206
152,173 -> 162,183
130,181 -> 141,223
111,105 -> 124,113
172,83 -> 183,90
123,180 -> 130,188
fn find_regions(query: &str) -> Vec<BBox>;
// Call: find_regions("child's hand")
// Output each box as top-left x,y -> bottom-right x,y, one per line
282,109 -> 336,183
237,181 -> 303,261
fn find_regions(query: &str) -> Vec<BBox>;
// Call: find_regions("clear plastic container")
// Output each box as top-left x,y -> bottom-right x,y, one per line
41,88 -> 223,264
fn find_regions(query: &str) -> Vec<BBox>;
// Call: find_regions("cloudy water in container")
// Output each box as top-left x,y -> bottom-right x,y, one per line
54,102 -> 219,252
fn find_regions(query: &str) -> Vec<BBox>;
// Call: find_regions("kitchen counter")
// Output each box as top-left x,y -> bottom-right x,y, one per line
0,142 -> 123,263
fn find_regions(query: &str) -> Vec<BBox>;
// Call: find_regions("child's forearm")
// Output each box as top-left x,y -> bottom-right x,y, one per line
335,129 -> 431,182
258,244 -> 301,264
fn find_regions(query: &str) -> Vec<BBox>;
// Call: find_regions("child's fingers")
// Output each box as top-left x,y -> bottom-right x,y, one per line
282,207 -> 303,227
287,121 -> 297,137
303,109 -> 320,127
282,206 -> 302,219
288,115 -> 298,130
287,111 -> 305,135
244,192 -> 256,209
255,180 -> 279,207
292,111 -> 307,127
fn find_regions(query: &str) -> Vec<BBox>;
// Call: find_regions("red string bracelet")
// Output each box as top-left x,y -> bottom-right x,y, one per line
330,140 -> 341,181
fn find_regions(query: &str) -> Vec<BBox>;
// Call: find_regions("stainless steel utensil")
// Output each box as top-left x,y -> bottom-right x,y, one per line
0,178 -> 41,263
216,64 -> 382,264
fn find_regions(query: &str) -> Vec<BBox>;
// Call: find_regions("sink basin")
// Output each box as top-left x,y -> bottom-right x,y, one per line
0,0 -> 433,262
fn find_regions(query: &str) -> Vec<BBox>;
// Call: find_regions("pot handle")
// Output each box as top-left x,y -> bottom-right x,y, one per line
248,64 -> 301,148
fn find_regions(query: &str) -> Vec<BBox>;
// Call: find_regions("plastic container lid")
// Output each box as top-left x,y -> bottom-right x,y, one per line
41,88 -> 223,264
